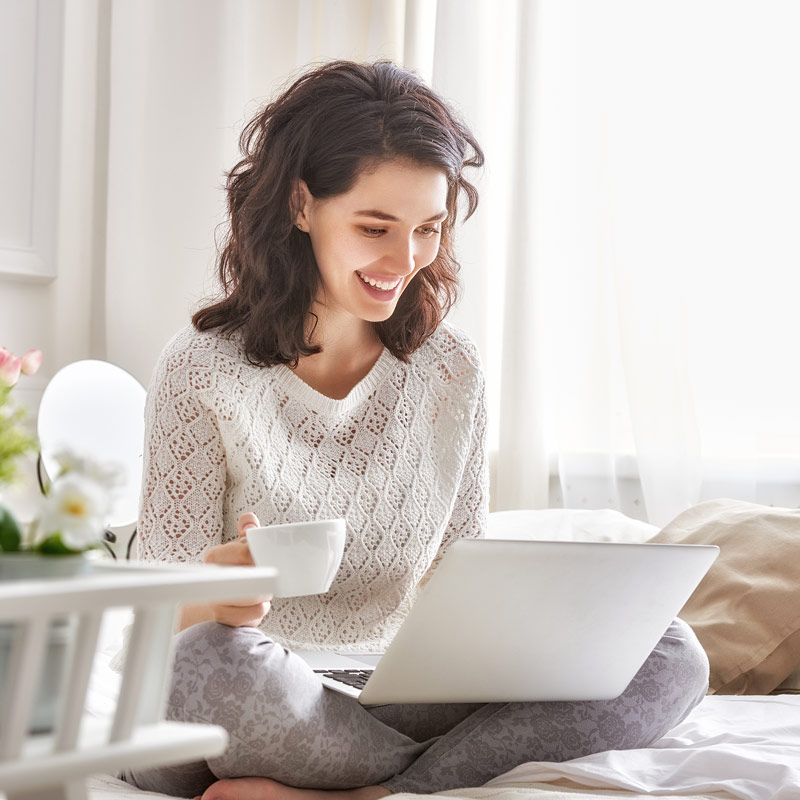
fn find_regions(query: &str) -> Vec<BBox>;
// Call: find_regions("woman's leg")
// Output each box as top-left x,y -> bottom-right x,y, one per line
380,618 -> 709,794
124,618 -> 708,798
122,622 -> 433,797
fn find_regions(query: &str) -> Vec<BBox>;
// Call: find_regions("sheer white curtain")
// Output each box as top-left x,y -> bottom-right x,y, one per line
501,0 -> 800,524
57,0 -> 800,525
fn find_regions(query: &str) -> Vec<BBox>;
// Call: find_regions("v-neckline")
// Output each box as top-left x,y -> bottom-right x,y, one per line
273,347 -> 395,415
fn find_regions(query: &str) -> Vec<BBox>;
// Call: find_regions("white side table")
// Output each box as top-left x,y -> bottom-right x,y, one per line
0,561 -> 276,800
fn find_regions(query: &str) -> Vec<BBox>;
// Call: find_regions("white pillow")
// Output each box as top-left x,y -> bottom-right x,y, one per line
487,508 -> 657,543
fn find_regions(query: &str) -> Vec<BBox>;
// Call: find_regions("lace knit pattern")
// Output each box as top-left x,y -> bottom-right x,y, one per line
139,321 -> 488,653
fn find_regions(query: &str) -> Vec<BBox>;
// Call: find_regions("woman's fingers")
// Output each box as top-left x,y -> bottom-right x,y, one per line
204,539 -> 254,566
202,512 -> 262,566
237,512 -> 261,539
201,514 -> 271,627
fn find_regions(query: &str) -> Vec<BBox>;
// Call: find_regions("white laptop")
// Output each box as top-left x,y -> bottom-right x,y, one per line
297,538 -> 718,705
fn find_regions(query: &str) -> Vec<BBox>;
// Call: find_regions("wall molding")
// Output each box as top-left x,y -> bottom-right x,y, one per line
0,0 -> 63,283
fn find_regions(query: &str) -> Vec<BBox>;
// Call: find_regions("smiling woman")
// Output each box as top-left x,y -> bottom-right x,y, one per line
125,60 -> 709,800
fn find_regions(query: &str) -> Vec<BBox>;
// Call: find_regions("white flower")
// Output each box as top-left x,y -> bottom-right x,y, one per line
52,450 -> 125,492
37,473 -> 109,550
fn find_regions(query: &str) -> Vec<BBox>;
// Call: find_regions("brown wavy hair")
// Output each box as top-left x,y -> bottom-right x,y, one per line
193,60 -> 484,365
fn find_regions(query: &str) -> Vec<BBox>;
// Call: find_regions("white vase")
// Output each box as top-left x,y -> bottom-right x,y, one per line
0,552 -> 91,733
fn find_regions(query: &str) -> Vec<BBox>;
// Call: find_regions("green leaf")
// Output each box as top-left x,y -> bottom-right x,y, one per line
0,387 -> 37,486
0,505 -> 22,552
35,532 -> 82,555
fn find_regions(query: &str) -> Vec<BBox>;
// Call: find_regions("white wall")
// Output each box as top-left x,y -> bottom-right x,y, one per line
1,0 -> 56,396
1,0 -> 108,410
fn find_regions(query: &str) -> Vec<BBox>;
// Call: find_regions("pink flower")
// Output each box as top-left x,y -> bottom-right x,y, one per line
0,347 -> 22,387
20,349 -> 42,376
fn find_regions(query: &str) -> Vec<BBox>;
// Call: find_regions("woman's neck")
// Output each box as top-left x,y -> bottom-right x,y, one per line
292,311 -> 384,399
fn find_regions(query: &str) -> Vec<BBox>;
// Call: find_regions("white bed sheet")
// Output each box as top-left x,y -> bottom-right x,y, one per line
486,695 -> 800,800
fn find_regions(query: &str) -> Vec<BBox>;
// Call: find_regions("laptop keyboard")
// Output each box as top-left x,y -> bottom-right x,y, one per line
314,668 -> 374,690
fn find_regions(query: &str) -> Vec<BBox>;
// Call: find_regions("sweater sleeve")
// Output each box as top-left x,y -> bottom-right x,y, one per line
448,369 -> 489,543
420,366 -> 489,587
137,346 -> 227,564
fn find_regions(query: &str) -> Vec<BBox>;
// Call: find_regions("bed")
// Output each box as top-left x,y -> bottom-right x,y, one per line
85,692 -> 800,800
13,503 -> 800,800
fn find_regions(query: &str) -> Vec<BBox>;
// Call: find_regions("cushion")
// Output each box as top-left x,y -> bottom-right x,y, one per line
487,508 -> 658,543
774,666 -> 800,695
649,498 -> 800,694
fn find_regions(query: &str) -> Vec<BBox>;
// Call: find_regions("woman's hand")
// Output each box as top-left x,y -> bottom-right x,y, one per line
202,512 -> 273,628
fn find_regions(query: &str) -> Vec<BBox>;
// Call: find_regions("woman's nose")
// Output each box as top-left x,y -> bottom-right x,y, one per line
387,237 -> 416,275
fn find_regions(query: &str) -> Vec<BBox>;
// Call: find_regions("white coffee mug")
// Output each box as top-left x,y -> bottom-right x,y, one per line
246,518 -> 346,597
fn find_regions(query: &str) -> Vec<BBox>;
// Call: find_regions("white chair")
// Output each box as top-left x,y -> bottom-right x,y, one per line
37,360 -> 147,560
0,560 -> 276,800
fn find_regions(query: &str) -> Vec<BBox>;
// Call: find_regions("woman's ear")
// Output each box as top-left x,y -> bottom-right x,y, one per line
292,179 -> 312,232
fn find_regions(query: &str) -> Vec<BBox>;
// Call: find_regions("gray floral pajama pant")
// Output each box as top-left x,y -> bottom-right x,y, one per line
123,618 -> 708,796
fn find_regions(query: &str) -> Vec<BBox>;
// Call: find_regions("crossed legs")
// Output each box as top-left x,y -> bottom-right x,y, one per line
123,618 -> 709,798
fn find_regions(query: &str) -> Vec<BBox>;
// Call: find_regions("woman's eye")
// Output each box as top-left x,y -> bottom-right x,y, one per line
360,225 -> 441,238
418,226 -> 441,238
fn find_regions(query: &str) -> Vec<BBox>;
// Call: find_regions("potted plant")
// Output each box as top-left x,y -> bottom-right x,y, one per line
0,346 -> 121,730
0,347 -> 121,565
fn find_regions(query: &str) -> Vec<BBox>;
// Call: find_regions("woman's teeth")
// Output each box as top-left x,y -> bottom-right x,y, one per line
357,272 -> 401,291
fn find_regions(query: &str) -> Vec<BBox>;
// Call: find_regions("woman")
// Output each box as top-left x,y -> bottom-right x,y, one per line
125,61 -> 709,800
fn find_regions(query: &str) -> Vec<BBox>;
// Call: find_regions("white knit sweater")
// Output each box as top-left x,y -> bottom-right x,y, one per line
139,321 -> 488,653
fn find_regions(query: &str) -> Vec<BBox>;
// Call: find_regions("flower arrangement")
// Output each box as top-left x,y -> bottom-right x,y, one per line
32,451 -> 122,553
0,347 -> 41,485
0,347 -> 119,556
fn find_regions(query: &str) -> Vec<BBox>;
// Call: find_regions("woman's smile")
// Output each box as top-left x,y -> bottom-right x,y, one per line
355,270 -> 403,291
355,270 -> 404,300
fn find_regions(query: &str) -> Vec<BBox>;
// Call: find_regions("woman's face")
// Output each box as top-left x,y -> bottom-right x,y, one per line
296,159 -> 449,325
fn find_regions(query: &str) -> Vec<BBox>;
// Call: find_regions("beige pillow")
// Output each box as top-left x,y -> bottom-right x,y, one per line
773,666 -> 800,695
650,498 -> 800,694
